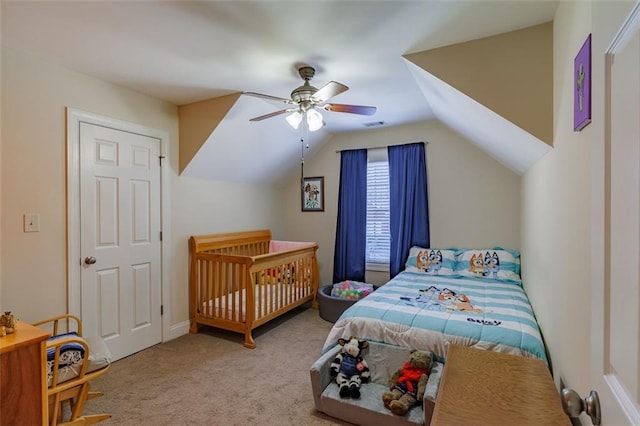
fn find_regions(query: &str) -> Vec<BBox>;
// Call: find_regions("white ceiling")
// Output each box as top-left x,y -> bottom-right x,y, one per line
1,1 -> 559,185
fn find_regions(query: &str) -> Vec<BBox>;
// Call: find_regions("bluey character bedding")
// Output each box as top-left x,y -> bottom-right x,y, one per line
323,247 -> 547,363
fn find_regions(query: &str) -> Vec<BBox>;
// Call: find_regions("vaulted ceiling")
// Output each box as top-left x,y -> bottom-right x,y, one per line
1,1 -> 559,186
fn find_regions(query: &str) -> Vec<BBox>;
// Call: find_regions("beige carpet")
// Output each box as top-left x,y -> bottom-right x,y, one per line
84,305 -> 353,425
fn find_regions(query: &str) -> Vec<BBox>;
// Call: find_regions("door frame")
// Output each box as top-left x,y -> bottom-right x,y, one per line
66,107 -> 172,343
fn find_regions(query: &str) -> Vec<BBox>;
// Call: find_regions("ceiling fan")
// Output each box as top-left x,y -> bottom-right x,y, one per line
243,66 -> 376,131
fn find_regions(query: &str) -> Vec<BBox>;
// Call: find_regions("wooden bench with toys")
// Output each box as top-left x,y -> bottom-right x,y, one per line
310,338 -> 444,426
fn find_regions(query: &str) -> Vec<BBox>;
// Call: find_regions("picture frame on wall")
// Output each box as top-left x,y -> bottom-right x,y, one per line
574,34 -> 592,131
302,176 -> 324,212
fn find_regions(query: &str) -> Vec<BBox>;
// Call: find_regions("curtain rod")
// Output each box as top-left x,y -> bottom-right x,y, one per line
335,141 -> 428,153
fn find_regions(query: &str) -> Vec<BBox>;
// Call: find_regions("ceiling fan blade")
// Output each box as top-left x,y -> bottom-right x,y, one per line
323,103 -> 377,116
312,81 -> 348,103
243,92 -> 295,105
249,109 -> 292,122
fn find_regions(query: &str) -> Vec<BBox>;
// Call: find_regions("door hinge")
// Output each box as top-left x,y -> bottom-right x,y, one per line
159,155 -> 165,166
160,231 -> 163,241
161,305 -> 164,316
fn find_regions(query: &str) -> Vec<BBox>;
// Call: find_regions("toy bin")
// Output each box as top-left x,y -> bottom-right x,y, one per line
318,281 -> 377,323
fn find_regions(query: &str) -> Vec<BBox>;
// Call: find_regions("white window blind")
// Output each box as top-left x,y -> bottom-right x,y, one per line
366,158 -> 390,267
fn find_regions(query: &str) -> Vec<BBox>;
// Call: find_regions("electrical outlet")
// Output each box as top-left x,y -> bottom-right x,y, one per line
23,213 -> 40,232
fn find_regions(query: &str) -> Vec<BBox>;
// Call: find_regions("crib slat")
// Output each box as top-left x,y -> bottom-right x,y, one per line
232,263 -> 236,321
202,259 -> 208,317
200,259 -> 207,317
240,264 -> 245,322
273,266 -> 278,312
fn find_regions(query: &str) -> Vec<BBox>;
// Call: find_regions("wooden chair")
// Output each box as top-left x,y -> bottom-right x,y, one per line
33,314 -> 111,426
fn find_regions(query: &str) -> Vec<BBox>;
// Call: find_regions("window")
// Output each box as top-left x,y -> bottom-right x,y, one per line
366,149 -> 390,271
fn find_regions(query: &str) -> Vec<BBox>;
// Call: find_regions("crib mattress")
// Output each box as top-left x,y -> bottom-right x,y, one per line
201,283 -> 312,321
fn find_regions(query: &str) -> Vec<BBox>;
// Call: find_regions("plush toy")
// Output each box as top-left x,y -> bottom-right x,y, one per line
382,349 -> 433,416
329,337 -> 370,398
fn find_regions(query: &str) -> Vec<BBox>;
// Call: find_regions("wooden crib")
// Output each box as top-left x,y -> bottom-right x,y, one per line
189,229 -> 319,348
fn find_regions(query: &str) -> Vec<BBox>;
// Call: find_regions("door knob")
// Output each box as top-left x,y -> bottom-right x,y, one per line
561,388 -> 601,425
84,256 -> 97,265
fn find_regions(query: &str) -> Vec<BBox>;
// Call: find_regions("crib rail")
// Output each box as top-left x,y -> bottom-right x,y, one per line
189,231 -> 319,348
191,229 -> 271,256
251,246 -> 318,322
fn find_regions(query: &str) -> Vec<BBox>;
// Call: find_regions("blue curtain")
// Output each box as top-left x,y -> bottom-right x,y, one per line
388,142 -> 430,278
333,149 -> 367,283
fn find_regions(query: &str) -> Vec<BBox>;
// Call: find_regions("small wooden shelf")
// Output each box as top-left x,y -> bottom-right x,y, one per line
431,344 -> 570,426
0,321 -> 50,426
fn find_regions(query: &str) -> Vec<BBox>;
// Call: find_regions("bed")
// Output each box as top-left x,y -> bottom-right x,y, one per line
189,229 -> 319,348
322,247 -> 547,363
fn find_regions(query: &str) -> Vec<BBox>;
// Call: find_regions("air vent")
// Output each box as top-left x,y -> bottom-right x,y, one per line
363,121 -> 386,128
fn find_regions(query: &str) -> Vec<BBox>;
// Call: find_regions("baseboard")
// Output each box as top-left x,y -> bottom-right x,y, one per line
164,320 -> 190,342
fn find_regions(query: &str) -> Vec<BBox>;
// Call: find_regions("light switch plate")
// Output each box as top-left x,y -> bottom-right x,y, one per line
24,213 -> 40,232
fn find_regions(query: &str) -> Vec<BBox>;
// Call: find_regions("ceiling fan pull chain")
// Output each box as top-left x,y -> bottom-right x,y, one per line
300,136 -> 305,186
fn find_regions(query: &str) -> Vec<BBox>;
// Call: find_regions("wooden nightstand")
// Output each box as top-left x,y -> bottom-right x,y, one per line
0,321 -> 50,425
431,344 -> 570,426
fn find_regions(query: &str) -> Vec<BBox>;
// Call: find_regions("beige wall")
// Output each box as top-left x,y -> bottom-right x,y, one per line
178,93 -> 241,174
282,120 -> 522,286
0,5 -> 3,304
522,0 -> 592,389
521,0 -> 636,415
406,22 -> 553,146
0,47 -> 285,329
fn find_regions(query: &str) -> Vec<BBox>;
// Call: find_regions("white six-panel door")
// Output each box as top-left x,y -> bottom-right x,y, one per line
597,3 -> 640,423
79,122 -> 162,361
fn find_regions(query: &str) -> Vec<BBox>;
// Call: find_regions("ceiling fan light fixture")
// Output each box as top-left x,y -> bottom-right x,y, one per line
246,65 -> 375,128
306,108 -> 325,132
286,111 -> 303,129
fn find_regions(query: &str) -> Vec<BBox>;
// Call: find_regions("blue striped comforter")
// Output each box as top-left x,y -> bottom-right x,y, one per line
322,272 -> 547,363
